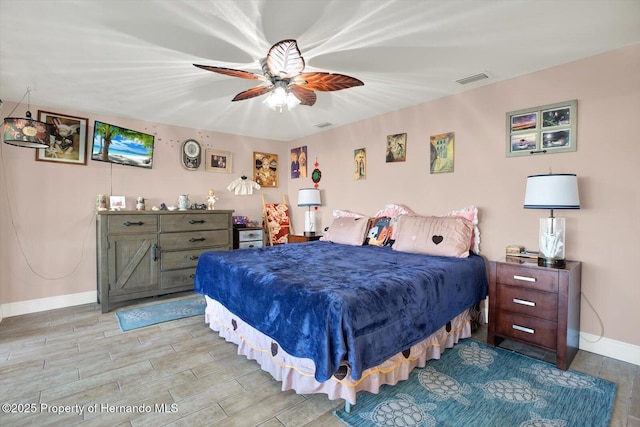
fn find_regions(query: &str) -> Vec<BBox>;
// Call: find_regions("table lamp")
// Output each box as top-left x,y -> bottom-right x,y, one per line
523,173 -> 580,268
297,188 -> 321,236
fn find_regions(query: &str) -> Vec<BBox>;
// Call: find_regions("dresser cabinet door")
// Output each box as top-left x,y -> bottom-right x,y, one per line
107,233 -> 158,296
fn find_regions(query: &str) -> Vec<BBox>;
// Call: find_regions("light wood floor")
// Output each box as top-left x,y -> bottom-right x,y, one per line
1,295 -> 638,426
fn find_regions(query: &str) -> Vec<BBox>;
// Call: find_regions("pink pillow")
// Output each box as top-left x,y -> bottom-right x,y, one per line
392,215 -> 473,258
322,217 -> 371,246
332,209 -> 367,219
445,206 -> 480,254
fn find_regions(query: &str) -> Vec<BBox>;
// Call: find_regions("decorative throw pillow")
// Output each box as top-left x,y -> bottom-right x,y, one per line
365,216 -> 393,246
332,209 -> 367,219
373,203 -> 417,240
392,215 -> 473,258
445,205 -> 480,254
322,216 -> 371,246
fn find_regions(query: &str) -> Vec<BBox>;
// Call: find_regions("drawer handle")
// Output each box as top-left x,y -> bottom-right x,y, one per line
513,275 -> 536,282
152,244 -> 158,261
513,298 -> 535,307
189,237 -> 205,242
512,324 -> 535,334
188,255 -> 199,260
189,274 -> 195,279
189,220 -> 205,224
124,221 -> 144,226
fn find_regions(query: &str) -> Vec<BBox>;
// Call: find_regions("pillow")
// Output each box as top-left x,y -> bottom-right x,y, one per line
365,216 -> 393,246
445,205 -> 480,254
332,209 -> 367,219
374,203 -> 416,240
322,216 -> 371,246
392,215 -> 473,258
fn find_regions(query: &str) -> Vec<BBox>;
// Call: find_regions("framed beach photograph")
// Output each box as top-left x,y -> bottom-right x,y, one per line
36,111 -> 89,165
254,152 -> 278,187
430,132 -> 454,174
204,149 -> 232,173
506,100 -> 577,157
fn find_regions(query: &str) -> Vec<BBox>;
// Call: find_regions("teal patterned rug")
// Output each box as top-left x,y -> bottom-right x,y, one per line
335,339 -> 615,427
115,296 -> 205,331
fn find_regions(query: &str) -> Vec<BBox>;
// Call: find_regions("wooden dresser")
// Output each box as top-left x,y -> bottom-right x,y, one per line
487,259 -> 582,370
96,210 -> 233,312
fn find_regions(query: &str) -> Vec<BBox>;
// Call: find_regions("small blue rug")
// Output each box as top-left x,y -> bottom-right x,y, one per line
115,296 -> 206,331
335,339 -> 616,427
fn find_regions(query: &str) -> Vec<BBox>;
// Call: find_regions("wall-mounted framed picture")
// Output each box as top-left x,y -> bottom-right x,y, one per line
386,133 -> 407,162
354,148 -> 366,180
430,132 -> 454,174
205,149 -> 232,173
254,151 -> 278,187
506,100 -> 577,157
291,146 -> 307,178
35,111 -> 89,165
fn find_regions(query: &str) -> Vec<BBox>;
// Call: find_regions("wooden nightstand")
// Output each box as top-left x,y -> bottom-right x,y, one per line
487,259 -> 582,370
288,234 -> 322,244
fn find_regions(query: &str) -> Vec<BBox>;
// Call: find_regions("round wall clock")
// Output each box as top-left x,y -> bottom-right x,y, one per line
181,139 -> 201,170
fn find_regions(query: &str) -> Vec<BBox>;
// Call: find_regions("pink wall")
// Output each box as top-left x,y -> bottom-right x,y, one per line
1,44 -> 638,350
289,44 -> 640,348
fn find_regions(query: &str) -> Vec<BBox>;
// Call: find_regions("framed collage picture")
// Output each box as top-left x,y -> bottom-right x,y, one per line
506,100 -> 577,157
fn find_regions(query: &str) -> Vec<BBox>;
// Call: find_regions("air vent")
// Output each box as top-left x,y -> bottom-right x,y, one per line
456,72 -> 489,85
314,122 -> 332,128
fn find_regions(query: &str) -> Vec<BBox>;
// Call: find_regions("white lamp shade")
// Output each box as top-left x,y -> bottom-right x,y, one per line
523,174 -> 580,210
298,188 -> 321,207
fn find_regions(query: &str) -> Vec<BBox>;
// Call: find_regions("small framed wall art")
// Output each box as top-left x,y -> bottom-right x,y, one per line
35,110 -> 89,165
506,100 -> 577,157
254,152 -> 278,187
430,132 -> 454,174
205,149 -> 232,173
386,133 -> 407,162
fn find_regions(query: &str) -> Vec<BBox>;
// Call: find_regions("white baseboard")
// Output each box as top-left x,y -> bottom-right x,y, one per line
580,332 -> 640,366
0,291 -> 97,321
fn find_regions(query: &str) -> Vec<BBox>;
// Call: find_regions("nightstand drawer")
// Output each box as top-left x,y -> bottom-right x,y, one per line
238,229 -> 263,241
495,311 -> 557,350
238,240 -> 263,249
497,264 -> 558,293
496,284 -> 558,320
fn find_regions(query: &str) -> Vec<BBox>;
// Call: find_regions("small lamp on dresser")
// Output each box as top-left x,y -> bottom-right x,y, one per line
523,173 -> 580,268
297,188 -> 321,236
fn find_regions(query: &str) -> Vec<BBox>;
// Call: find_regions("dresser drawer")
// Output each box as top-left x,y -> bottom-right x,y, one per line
238,240 -> 263,249
160,268 -> 196,289
495,311 -> 557,350
160,230 -> 230,251
238,229 -> 263,241
161,248 -> 205,270
496,284 -> 558,321
108,215 -> 157,234
160,213 -> 230,232
496,264 -> 558,293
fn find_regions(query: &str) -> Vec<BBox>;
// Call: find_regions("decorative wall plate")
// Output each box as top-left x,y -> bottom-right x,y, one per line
182,139 -> 201,170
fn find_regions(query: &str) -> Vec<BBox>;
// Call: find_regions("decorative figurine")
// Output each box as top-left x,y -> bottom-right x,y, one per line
207,189 -> 219,210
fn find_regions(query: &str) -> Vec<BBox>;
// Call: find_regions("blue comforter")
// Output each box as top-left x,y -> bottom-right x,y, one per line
194,241 -> 487,382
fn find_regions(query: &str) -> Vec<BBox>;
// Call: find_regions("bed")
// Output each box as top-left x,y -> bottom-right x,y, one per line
194,207 -> 488,406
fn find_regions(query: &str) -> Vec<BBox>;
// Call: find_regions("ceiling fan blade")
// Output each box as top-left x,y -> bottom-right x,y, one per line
295,72 -> 364,91
289,85 -> 317,106
266,39 -> 305,79
194,64 -> 267,81
231,85 -> 274,102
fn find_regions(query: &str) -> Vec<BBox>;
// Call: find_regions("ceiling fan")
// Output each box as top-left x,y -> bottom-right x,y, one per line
194,39 -> 364,109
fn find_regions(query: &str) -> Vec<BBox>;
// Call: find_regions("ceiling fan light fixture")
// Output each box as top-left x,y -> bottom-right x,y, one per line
263,85 -> 300,112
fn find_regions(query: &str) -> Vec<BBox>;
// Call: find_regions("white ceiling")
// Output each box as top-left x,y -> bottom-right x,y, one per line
1,0 -> 639,142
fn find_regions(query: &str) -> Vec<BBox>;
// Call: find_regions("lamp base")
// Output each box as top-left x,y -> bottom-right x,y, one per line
538,257 -> 566,269
303,231 -> 316,237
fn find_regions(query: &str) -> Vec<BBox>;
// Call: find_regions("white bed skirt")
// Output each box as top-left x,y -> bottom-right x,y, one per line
204,295 -> 480,405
